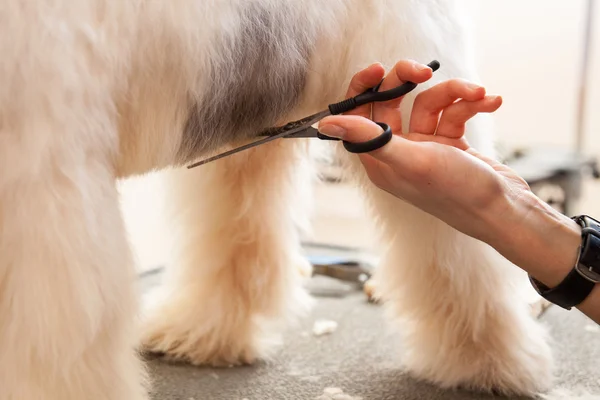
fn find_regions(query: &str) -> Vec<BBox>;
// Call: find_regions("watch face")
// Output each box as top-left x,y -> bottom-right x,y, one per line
576,264 -> 600,283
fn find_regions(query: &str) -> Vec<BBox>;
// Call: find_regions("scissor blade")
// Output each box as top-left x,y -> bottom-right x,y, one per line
256,109 -> 330,139
281,127 -> 321,138
186,109 -> 330,169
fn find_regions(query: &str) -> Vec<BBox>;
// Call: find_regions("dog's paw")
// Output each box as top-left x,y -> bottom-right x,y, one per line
401,312 -> 553,397
139,254 -> 311,367
140,301 -> 273,367
141,318 -> 261,367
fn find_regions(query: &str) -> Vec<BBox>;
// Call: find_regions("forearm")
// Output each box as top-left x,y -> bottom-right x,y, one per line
484,190 -> 600,324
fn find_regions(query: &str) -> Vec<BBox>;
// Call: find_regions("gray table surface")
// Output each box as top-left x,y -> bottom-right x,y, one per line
143,275 -> 600,400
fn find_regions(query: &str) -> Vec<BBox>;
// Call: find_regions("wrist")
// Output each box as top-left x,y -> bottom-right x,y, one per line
484,187 -> 581,287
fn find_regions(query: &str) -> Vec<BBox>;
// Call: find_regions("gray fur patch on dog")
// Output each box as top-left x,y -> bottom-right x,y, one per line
178,2 -> 316,163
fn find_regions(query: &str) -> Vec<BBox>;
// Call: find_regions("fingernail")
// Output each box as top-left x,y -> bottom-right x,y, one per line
488,95 -> 503,105
318,124 -> 346,138
415,63 -> 432,71
468,82 -> 483,90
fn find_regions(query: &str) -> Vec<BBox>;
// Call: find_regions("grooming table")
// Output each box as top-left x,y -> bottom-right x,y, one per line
144,275 -> 600,400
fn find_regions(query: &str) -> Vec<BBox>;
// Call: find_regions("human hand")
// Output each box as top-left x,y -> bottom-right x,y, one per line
317,59 -> 526,243
318,60 -> 600,324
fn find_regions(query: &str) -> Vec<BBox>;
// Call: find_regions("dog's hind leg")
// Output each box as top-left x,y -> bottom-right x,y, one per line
141,139 -> 314,366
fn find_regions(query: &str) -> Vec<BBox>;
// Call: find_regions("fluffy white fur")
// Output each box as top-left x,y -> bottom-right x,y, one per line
0,0 -> 554,399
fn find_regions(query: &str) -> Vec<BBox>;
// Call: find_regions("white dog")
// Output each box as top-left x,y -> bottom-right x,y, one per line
0,0 -> 553,399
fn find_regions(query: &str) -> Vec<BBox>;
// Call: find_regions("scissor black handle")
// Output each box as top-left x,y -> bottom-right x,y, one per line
328,60 -> 440,115
318,122 -> 393,153
342,122 -> 392,153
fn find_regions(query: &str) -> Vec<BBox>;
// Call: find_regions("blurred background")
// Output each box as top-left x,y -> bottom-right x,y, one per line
119,0 -> 600,275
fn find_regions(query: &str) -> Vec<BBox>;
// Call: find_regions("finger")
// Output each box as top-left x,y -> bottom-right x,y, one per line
343,62 -> 386,119
371,59 -> 434,133
435,95 -> 503,138
318,114 -> 408,164
409,78 -> 486,134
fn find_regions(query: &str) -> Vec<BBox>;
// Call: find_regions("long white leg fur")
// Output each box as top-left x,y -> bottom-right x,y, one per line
0,2 -> 148,399
141,139 -> 315,366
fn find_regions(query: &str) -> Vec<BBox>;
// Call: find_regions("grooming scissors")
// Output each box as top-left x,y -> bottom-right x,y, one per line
187,60 -> 441,169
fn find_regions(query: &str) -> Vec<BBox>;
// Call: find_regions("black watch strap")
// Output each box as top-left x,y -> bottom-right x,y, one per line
529,271 -> 595,310
575,215 -> 600,282
529,214 -> 599,310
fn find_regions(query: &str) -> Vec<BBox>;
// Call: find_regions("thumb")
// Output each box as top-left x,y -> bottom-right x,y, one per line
318,115 -> 407,164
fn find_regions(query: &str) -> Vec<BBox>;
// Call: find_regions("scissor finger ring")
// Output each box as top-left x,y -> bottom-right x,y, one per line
342,122 -> 393,154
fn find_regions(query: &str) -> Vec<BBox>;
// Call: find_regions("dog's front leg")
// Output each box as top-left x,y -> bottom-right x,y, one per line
141,139 -> 314,366
338,116 -> 554,396
0,122 -> 148,400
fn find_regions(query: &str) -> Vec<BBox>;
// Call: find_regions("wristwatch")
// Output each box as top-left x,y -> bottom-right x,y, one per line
529,214 -> 600,310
